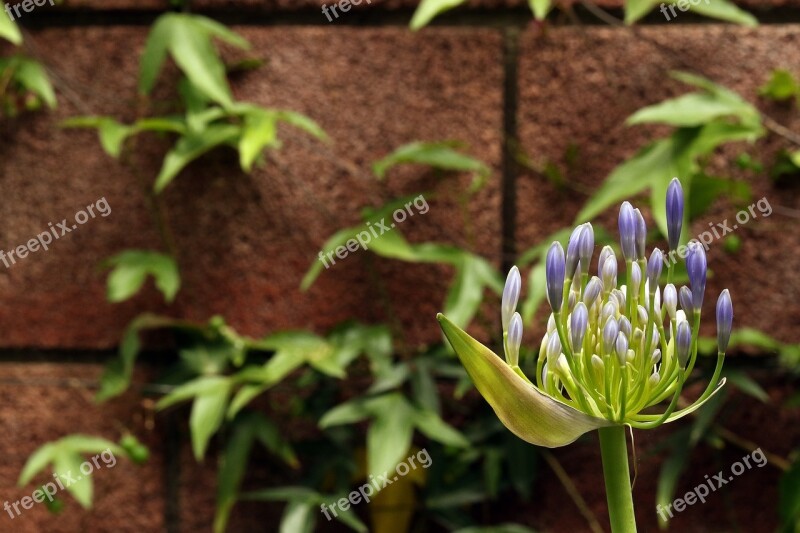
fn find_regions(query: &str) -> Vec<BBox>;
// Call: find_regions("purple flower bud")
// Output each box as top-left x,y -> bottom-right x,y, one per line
686,242 -> 707,311
632,329 -> 644,354
618,315 -> 632,339
679,286 -> 694,316
565,225 -> 584,280
651,349 -> 662,365
634,208 -> 647,261
630,261 -> 642,296
612,289 -> 626,312
663,284 -> 677,319
637,305 -> 648,325
666,178 -> 684,252
570,302 -> 589,352
546,332 -> 562,364
567,291 -> 577,312
716,289 -> 733,353
598,246 -> 615,276
507,312 -> 523,366
603,316 -> 619,354
583,276 -> 603,307
615,331 -> 629,365
579,223 -> 594,271
602,301 -> 617,324
501,266 -> 521,331
546,242 -> 566,313
601,256 -> 617,290
676,320 -> 692,367
619,201 -> 637,261
647,248 -> 663,288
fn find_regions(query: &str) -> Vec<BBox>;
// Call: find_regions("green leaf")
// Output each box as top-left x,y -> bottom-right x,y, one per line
251,415 -> 299,468
14,57 -> 56,108
319,398 -> 372,428
61,117 -> 135,158
154,124 -> 240,193
156,375 -> 227,410
53,451 -> 93,508
139,14 -> 173,95
239,108 -> 278,172
139,14 -> 247,106
189,15 -> 251,50
372,141 -> 489,185
528,0 -> 552,20
759,69 -> 800,102
443,254 -> 501,328
628,93 -> 754,128
213,413 -> 297,533
414,409 -> 470,448
300,227 -> 354,291
575,135 -> 692,228
687,0 -> 757,26
214,417 -> 255,533
0,9 -> 21,44
96,313 -> 178,402
156,376 -> 234,462
280,501 -> 315,533
275,110 -> 328,142
655,428 -> 692,529
105,250 -> 180,303
18,443 -> 56,486
624,0 -> 659,24
366,394 -> 415,476
437,314 -> 611,447
409,0 -> 467,30
725,370 -> 769,403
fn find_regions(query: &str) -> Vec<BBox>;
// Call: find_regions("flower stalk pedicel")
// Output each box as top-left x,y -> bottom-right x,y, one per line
437,186 -> 732,533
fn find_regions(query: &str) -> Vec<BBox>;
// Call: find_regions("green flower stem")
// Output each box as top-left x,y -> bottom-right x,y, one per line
598,426 -> 637,533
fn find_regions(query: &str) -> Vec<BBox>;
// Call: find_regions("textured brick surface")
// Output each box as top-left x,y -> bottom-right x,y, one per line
0,26 -> 503,349
0,363 -> 164,532
516,24 -> 800,345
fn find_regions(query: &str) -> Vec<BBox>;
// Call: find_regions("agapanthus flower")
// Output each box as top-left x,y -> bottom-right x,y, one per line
437,189 -> 731,448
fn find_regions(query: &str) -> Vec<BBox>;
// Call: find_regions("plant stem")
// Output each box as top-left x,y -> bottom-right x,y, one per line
598,426 -> 637,533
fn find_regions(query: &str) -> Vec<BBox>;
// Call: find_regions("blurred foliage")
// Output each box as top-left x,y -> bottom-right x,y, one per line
0,15 -> 56,116
13,8 -> 800,533
410,0 -> 755,29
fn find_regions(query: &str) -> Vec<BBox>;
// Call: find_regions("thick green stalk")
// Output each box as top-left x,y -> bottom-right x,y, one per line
598,426 -> 637,533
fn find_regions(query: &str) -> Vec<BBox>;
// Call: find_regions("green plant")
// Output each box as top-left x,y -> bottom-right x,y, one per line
0,13 -> 56,116
63,13 -> 326,193
438,181 -> 733,532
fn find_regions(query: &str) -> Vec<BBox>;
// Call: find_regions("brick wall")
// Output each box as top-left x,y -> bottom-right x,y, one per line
1,1 -> 799,531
